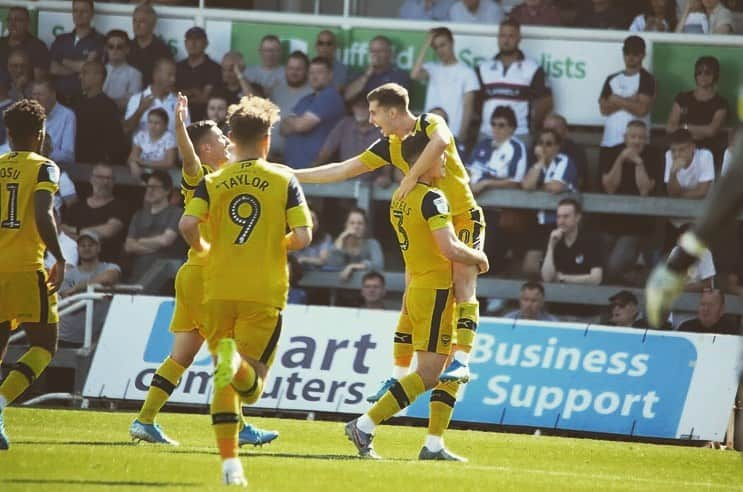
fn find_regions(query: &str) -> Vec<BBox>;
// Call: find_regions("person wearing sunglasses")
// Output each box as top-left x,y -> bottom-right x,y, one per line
103,30 -> 143,112
314,30 -> 348,90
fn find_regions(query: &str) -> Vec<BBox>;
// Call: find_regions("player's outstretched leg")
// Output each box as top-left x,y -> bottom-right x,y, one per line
367,313 -> 413,403
419,380 -> 467,461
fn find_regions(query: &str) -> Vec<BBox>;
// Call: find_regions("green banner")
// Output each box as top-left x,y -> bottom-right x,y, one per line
651,42 -> 743,125
230,22 -> 428,109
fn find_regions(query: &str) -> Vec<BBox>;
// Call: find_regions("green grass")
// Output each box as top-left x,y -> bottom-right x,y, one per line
0,407 -> 742,491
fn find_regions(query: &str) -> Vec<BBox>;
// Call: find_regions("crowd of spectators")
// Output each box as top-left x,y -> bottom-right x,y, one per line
3,1 -> 741,336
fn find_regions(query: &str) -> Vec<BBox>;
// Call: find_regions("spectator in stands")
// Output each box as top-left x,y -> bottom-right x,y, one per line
295,208 -> 333,270
128,108 -> 177,179
598,36 -> 655,166
206,92 -> 229,133
62,164 -> 129,262
541,113 -> 589,189
40,131 -> 78,213
504,281 -> 559,321
630,0 -> 677,31
75,60 -> 129,165
676,0 -> 709,33
269,51 -> 312,158
45,208 -> 78,271
326,208 -> 384,282
541,198 -> 603,285
123,170 -> 183,282
575,0 -> 626,29
31,79 -> 76,167
217,51 -> 255,105
49,0 -> 105,104
399,0 -> 455,20
359,271 -> 388,310
58,230 -> 121,348
666,56 -> 728,167
315,30 -> 348,90
7,48 -> 33,101
448,0 -> 505,23
344,36 -> 411,102
0,7 -> 50,81
314,95 -> 386,185
677,289 -> 739,334
176,27 -> 221,121
601,120 -> 663,283
282,57 -> 345,169
605,290 -> 653,328
243,34 -> 285,95
509,0 -> 562,26
664,128 -> 714,199
411,27 -> 478,142
128,2 -> 173,87
476,19 -> 552,140
103,30 -> 143,112
704,0 -> 735,33
0,72 -> 12,149
124,58 -> 185,136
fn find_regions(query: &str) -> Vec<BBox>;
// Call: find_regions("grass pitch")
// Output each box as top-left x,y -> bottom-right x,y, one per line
0,407 -> 741,491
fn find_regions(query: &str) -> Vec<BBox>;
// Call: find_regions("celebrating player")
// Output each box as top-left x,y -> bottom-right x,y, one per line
129,94 -> 278,446
345,149 -> 488,460
179,95 -> 312,486
293,82 -> 485,394
0,99 -> 66,450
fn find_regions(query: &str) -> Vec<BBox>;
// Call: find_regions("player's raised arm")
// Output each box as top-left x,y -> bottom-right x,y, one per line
34,187 -> 65,293
394,117 -> 450,200
292,155 -> 370,184
174,93 -> 201,178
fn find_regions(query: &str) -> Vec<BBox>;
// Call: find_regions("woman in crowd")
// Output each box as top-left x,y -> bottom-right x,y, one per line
326,208 -> 384,282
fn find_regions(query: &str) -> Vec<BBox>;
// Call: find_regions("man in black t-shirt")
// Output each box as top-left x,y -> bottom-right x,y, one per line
128,3 -> 173,87
678,289 -> 740,335
541,198 -> 602,285
175,27 -> 221,121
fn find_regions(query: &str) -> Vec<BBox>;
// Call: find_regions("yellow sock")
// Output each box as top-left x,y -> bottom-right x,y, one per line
137,357 -> 186,424
368,372 -> 425,425
393,313 -> 414,368
233,360 -> 263,404
211,384 -> 240,459
456,302 -> 479,352
0,346 -> 52,404
428,380 -> 458,436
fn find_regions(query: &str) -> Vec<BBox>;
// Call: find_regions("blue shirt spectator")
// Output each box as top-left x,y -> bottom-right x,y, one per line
467,136 -> 527,192
399,0 -> 455,20
282,58 -> 345,169
31,79 -> 76,167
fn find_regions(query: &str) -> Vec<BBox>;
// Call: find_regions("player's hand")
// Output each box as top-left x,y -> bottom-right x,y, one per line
176,92 -> 189,124
47,259 -> 66,294
394,175 -> 416,200
645,263 -> 685,328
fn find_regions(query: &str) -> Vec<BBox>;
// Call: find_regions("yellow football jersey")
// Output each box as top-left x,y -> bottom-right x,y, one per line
390,182 -> 452,289
185,159 -> 312,307
361,112 -> 476,216
181,163 -> 214,267
0,151 -> 59,273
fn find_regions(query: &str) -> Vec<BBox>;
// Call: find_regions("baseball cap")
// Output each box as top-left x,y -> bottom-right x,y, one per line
185,26 -> 207,40
78,229 -> 101,244
623,35 -> 645,55
609,290 -> 638,306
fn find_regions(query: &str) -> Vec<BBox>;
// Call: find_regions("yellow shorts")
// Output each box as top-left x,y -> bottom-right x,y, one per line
205,299 -> 282,368
0,270 -> 59,327
405,286 -> 455,356
169,264 -> 206,336
453,206 -> 486,251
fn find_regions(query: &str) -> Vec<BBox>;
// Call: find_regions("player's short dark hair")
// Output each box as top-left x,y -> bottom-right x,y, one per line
367,83 -> 409,110
362,271 -> 385,286
626,119 -> 647,130
147,107 -> 169,125
490,105 -> 517,128
557,197 -> 582,215
287,50 -> 310,68
227,95 -> 280,145
669,128 -> 693,145
106,29 -> 130,46
187,120 -> 218,148
4,99 -> 46,147
430,27 -> 453,43
310,56 -> 332,71
148,169 -> 173,190
500,18 -> 521,31
521,281 -> 545,296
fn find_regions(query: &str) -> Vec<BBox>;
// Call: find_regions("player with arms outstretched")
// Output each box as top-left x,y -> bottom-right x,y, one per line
180,96 -> 312,486
293,82 -> 485,395
130,94 -> 278,447
0,99 -> 65,450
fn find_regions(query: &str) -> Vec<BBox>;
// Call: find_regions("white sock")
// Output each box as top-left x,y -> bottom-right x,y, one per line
0,395 -> 7,411
356,414 -> 376,434
453,350 -> 469,365
425,435 -> 443,452
222,457 -> 244,474
391,365 -> 409,380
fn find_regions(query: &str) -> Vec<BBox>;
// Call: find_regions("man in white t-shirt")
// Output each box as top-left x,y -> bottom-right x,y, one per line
124,58 -> 189,136
598,36 -> 655,162
664,128 -> 714,200
411,27 -> 478,140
